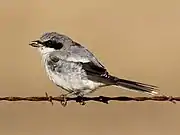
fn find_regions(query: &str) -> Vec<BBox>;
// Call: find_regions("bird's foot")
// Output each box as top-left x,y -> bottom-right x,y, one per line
76,96 -> 86,106
59,94 -> 68,107
79,101 -> 86,105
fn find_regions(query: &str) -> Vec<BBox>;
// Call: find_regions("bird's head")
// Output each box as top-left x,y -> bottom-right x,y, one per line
29,32 -> 73,54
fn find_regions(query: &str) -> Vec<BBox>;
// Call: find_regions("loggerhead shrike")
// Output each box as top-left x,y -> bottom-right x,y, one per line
29,32 -> 158,98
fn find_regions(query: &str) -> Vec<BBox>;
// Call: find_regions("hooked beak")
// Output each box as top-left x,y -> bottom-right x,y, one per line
29,40 -> 43,48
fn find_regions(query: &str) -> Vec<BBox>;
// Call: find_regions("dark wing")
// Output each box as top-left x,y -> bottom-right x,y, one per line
80,61 -> 115,85
81,61 -> 107,76
81,62 -> 119,85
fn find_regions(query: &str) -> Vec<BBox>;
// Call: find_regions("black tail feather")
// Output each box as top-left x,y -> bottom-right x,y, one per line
108,75 -> 158,95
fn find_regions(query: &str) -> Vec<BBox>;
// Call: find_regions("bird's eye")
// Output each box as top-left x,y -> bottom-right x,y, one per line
47,40 -> 53,44
43,40 -> 63,49
43,40 -> 52,46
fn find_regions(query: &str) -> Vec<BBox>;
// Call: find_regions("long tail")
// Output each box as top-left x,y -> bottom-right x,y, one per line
108,75 -> 159,95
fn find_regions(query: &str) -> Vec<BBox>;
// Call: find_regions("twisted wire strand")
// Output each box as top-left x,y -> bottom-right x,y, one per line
0,93 -> 179,106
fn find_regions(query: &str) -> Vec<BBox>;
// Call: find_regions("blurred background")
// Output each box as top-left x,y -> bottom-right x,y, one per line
0,0 -> 180,135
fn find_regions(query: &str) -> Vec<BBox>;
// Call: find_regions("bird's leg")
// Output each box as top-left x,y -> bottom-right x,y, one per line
67,91 -> 86,105
59,92 -> 73,107
59,94 -> 68,107
59,92 -> 86,106
59,91 -> 76,107
78,97 -> 86,106
76,93 -> 86,106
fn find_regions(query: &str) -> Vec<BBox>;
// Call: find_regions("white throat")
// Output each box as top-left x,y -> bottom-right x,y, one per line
38,47 -> 55,56
38,47 -> 56,65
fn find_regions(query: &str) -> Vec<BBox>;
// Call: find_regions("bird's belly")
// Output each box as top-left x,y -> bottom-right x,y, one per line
46,69 -> 103,95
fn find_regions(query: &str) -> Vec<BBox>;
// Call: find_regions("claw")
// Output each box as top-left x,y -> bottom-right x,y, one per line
79,101 -> 86,105
76,96 -> 86,106
59,94 -> 68,107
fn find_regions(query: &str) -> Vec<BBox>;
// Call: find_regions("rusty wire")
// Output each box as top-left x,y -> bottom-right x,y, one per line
0,92 -> 179,106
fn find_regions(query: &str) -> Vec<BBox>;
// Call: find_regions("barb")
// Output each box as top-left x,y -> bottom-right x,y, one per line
0,93 -> 179,106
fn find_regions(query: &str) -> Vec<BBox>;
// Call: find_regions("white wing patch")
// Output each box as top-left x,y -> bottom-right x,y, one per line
66,56 -> 90,63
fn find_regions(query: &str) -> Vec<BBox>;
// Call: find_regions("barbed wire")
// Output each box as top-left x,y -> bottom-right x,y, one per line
0,93 -> 179,106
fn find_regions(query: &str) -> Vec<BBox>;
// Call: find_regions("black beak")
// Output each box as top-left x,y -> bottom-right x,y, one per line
29,40 -> 43,48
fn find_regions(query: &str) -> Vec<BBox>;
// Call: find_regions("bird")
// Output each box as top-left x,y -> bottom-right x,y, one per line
29,32 -> 158,98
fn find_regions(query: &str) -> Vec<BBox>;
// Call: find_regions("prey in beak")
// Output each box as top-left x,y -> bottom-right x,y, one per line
29,40 -> 43,48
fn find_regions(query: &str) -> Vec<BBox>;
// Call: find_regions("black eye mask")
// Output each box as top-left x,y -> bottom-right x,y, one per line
43,40 -> 63,49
